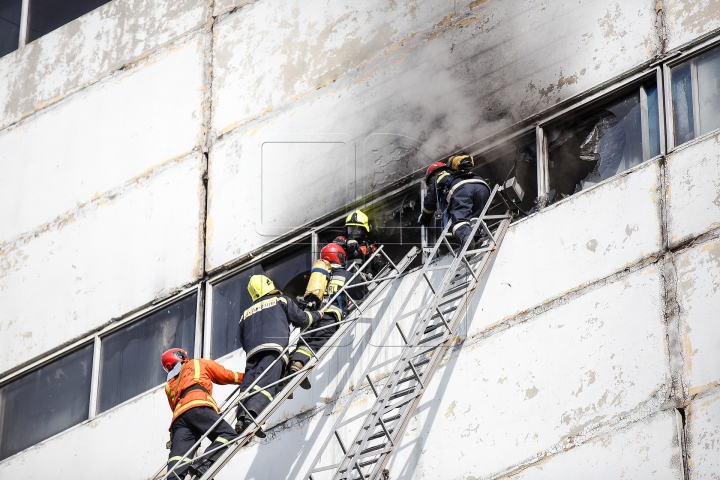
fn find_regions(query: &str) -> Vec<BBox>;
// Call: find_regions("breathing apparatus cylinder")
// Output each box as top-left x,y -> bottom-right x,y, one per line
303,259 -> 332,309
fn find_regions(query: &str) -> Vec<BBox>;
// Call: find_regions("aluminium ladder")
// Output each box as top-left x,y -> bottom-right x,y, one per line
306,185 -> 511,480
150,243 -> 419,480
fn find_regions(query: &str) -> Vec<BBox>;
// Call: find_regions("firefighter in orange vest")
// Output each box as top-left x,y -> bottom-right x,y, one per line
162,348 -> 244,479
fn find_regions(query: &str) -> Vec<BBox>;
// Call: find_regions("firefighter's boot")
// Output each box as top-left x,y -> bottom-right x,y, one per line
290,361 -> 311,389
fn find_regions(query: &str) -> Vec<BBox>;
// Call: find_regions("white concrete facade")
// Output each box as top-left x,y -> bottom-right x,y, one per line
1,0 -> 720,479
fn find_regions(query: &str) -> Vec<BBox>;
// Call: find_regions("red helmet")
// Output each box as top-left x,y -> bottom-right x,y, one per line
321,243 -> 346,265
425,161 -> 447,185
161,348 -> 188,372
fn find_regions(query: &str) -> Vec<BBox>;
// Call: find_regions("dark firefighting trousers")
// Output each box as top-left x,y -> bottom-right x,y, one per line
167,407 -> 238,480
449,182 -> 490,246
290,313 -> 338,366
236,350 -> 284,422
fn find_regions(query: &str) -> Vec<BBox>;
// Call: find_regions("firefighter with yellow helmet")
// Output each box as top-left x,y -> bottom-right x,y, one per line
419,154 -> 490,249
336,209 -> 385,275
235,274 -> 322,436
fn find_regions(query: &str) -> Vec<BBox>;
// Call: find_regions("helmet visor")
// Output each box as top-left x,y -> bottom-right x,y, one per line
346,225 -> 365,239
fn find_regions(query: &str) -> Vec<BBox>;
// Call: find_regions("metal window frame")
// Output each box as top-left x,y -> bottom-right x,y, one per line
18,0 -> 29,47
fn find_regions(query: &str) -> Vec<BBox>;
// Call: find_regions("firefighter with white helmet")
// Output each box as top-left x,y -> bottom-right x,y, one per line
235,275 -> 322,435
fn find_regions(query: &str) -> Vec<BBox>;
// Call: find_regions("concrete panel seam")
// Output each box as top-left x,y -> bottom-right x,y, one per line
668,225 -> 720,256
662,252 -> 688,404
0,30 -> 208,135
0,151 -> 201,254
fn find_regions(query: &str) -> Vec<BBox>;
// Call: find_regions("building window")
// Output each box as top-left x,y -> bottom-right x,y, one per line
474,134 -> 538,215
96,294 -> 197,414
546,82 -> 660,202
671,46 -> 720,147
210,245 -> 313,359
0,0 -> 22,57
26,0 -> 110,43
0,343 -> 94,461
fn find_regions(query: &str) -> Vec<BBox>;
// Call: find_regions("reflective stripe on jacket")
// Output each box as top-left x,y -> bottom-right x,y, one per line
422,171 -> 490,216
164,358 -> 243,425
238,294 -> 321,360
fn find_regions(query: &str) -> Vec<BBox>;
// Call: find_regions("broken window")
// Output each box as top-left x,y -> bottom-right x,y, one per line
0,0 -> 21,57
210,245 -> 313,359
473,134 -> 538,215
26,0 -> 111,43
546,82 -> 660,201
671,45 -> 720,146
97,294 -> 197,413
0,343 -> 93,461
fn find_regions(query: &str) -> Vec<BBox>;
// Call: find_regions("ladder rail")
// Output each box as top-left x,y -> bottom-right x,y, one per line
332,204 -> 504,479
193,247 -> 419,480
149,245 -> 415,480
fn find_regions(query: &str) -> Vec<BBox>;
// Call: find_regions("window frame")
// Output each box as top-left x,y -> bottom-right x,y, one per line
663,37 -> 720,151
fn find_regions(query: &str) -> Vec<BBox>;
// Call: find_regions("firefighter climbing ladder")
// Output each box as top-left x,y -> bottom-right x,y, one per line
150,243 -> 419,480
305,185 -> 511,480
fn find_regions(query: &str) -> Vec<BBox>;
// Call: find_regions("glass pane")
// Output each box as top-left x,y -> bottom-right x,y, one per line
671,62 -> 695,146
0,344 -> 93,461
646,85 -> 661,158
0,0 -> 21,57
696,47 -> 720,136
27,0 -> 111,43
548,90 -> 645,201
97,294 -> 196,413
210,246 -> 312,359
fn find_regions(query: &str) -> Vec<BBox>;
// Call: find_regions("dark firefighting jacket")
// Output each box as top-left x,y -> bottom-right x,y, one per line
322,264 -> 369,321
165,358 -> 243,425
419,170 -> 490,225
238,293 -> 321,360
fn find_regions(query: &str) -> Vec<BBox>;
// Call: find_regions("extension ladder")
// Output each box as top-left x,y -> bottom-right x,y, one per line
305,185 -> 511,480
150,243 -> 419,480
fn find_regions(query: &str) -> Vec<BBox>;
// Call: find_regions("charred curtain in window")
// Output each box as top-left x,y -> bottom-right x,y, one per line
547,85 -> 659,201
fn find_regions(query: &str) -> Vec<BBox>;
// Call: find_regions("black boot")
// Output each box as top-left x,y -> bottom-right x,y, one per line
188,461 -> 210,478
454,225 -> 475,251
235,417 -> 266,439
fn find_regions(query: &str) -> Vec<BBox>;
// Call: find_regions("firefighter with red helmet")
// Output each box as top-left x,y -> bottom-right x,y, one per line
419,155 -> 490,249
161,348 -> 243,479
288,243 -> 368,389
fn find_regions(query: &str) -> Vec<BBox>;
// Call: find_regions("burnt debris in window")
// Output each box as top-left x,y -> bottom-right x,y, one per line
210,245 -> 313,359
367,193 -> 423,269
0,0 -> 21,57
474,134 -> 538,216
0,343 -> 93,461
547,83 -> 659,202
97,294 -> 196,413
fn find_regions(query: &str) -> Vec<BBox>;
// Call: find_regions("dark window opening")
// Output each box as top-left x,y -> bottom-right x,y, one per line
547,82 -> 660,202
27,0 -> 111,43
210,245 -> 313,359
0,343 -> 93,461
672,45 -> 720,147
0,0 -> 21,57
97,294 -> 196,413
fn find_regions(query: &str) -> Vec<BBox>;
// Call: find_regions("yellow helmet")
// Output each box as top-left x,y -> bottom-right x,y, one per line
248,274 -> 276,302
449,155 -> 474,171
345,210 -> 370,232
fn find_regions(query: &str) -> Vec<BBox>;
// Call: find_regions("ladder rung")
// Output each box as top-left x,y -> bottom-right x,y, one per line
405,357 -> 430,371
397,374 -> 420,386
367,428 -> 394,441
424,322 -> 445,334
418,332 -> 444,345
381,413 -> 401,423
389,386 -> 417,401
359,443 -> 387,456
359,458 -> 380,468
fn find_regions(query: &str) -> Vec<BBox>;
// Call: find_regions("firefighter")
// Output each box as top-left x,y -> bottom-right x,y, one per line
288,243 -> 368,389
235,274 -> 322,435
162,348 -> 243,479
337,210 -> 385,275
418,155 -> 490,249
